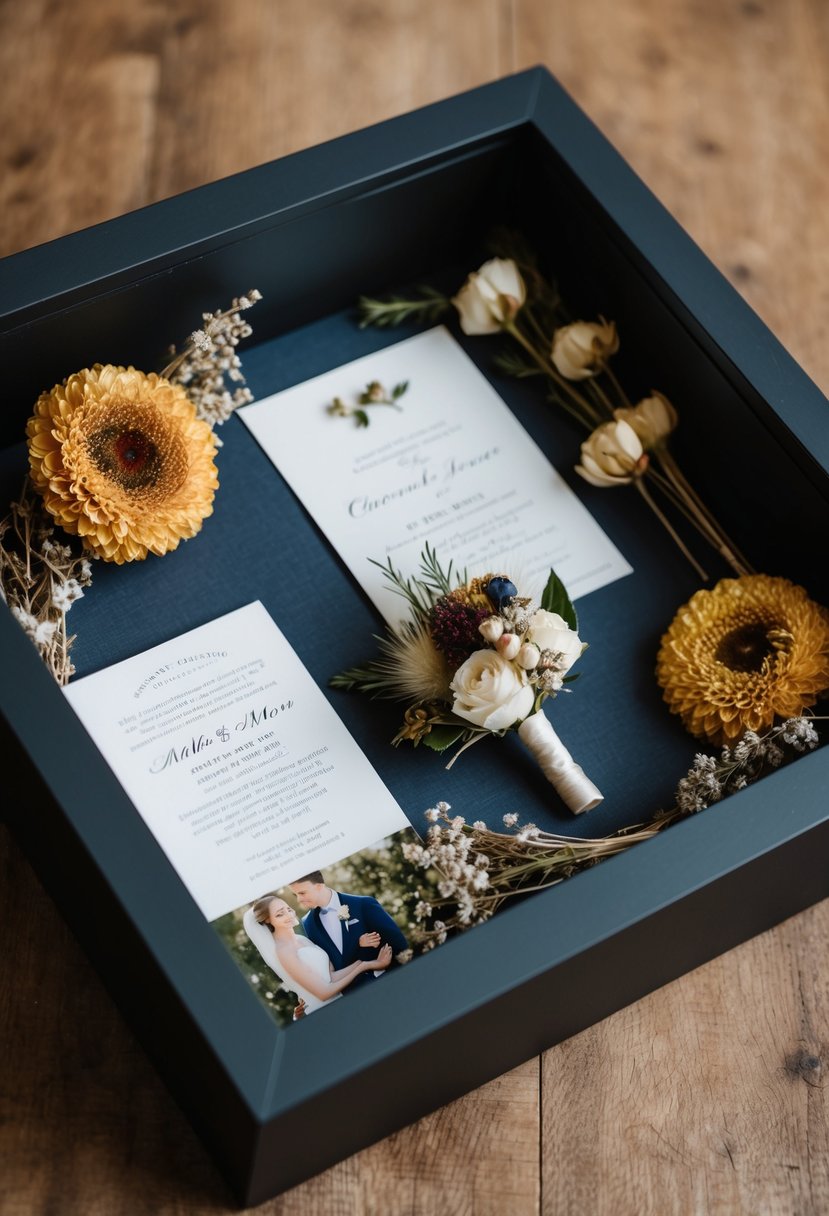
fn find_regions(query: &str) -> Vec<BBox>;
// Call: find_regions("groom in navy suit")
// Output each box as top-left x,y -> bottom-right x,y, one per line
289,870 -> 409,993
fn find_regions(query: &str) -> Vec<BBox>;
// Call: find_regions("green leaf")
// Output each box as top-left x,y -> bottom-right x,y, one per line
357,288 -> 450,329
392,380 -> 409,399
562,672 -> 580,685
492,347 -> 544,380
423,725 -> 467,753
353,409 -> 370,428
540,569 -> 578,632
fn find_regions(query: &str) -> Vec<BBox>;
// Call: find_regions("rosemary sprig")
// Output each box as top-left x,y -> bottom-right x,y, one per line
357,287 -> 450,329
367,544 -> 464,624
492,347 -> 545,379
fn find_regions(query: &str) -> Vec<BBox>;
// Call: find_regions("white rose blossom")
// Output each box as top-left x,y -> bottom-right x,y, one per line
526,611 -> 583,673
575,418 -> 647,487
451,258 -> 526,335
613,391 -> 678,450
550,318 -> 619,380
450,650 -> 535,732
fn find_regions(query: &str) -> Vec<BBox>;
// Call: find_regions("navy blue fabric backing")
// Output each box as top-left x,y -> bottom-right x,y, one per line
3,310 -> 718,838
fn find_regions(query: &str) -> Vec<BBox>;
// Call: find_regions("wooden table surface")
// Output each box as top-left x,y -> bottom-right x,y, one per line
1,2 -> 827,1213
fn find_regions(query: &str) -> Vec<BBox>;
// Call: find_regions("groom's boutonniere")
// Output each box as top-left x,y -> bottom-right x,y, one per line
337,905 -> 351,922
331,545 -> 602,815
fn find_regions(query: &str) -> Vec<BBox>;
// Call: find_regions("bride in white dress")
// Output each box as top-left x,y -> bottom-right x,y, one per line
243,895 -> 392,1015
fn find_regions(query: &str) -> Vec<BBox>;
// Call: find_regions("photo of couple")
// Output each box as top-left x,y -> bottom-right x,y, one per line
244,872 -> 411,1018
213,828 -> 440,1026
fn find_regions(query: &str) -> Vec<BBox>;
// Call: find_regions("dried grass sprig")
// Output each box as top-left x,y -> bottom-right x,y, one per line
406,716 -> 822,945
0,479 -> 93,684
162,290 -> 262,428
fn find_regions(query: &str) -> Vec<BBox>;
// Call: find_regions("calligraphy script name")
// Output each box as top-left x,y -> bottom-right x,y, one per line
149,701 -> 295,774
347,446 -> 500,518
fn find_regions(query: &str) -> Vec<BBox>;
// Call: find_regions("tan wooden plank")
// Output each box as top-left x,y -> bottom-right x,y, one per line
0,0 -> 163,257
513,0 -> 829,395
272,1059 -> 539,1216
0,0 -> 508,257
540,903 -> 829,1215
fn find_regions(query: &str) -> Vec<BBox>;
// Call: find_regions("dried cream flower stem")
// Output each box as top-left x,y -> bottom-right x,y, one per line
655,449 -> 754,576
634,479 -> 709,580
645,465 -> 734,546
505,322 -> 604,428
602,361 -> 633,411
584,375 -> 617,421
511,310 -> 752,577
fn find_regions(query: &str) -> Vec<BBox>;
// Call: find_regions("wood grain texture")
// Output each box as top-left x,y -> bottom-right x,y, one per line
1,1 -> 828,1213
541,906 -> 829,1215
513,0 -> 829,397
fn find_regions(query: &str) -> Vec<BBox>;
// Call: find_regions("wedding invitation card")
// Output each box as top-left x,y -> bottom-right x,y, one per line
240,327 -> 632,627
64,603 -> 435,1025
63,602 -> 409,920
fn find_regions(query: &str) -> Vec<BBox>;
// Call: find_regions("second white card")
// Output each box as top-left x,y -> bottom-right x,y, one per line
240,327 -> 631,626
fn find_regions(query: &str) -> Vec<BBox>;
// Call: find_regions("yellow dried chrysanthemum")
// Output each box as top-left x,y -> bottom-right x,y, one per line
27,365 -> 219,564
449,574 -> 497,609
657,575 -> 829,745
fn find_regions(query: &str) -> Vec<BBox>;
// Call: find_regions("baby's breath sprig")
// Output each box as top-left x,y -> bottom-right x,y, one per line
161,290 -> 262,428
408,717 -> 822,944
0,479 -> 93,684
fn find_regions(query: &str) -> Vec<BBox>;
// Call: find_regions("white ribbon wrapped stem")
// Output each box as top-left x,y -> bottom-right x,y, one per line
517,711 -> 603,815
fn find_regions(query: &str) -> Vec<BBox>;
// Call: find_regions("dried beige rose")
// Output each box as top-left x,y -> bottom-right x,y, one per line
613,391 -> 678,450
575,418 -> 648,487
550,319 -> 619,380
452,258 -> 526,335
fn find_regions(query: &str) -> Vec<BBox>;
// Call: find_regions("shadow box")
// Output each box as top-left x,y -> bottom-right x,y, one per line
2,68 -> 828,1207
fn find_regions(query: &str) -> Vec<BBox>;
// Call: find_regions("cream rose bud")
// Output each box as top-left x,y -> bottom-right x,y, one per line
551,319 -> 619,380
496,632 -> 521,660
478,616 -> 505,643
451,258 -> 527,335
575,418 -> 647,487
526,611 -> 582,673
517,642 -> 541,670
450,650 -> 535,732
613,392 -> 678,450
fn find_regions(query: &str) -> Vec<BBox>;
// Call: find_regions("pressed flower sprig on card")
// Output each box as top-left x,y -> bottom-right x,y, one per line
358,237 -> 752,582
1,291 -> 261,683
327,379 -> 409,427
331,545 -> 602,815
405,716 -> 822,940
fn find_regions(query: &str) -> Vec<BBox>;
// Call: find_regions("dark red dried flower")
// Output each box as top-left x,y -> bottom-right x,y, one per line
430,596 -> 492,668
